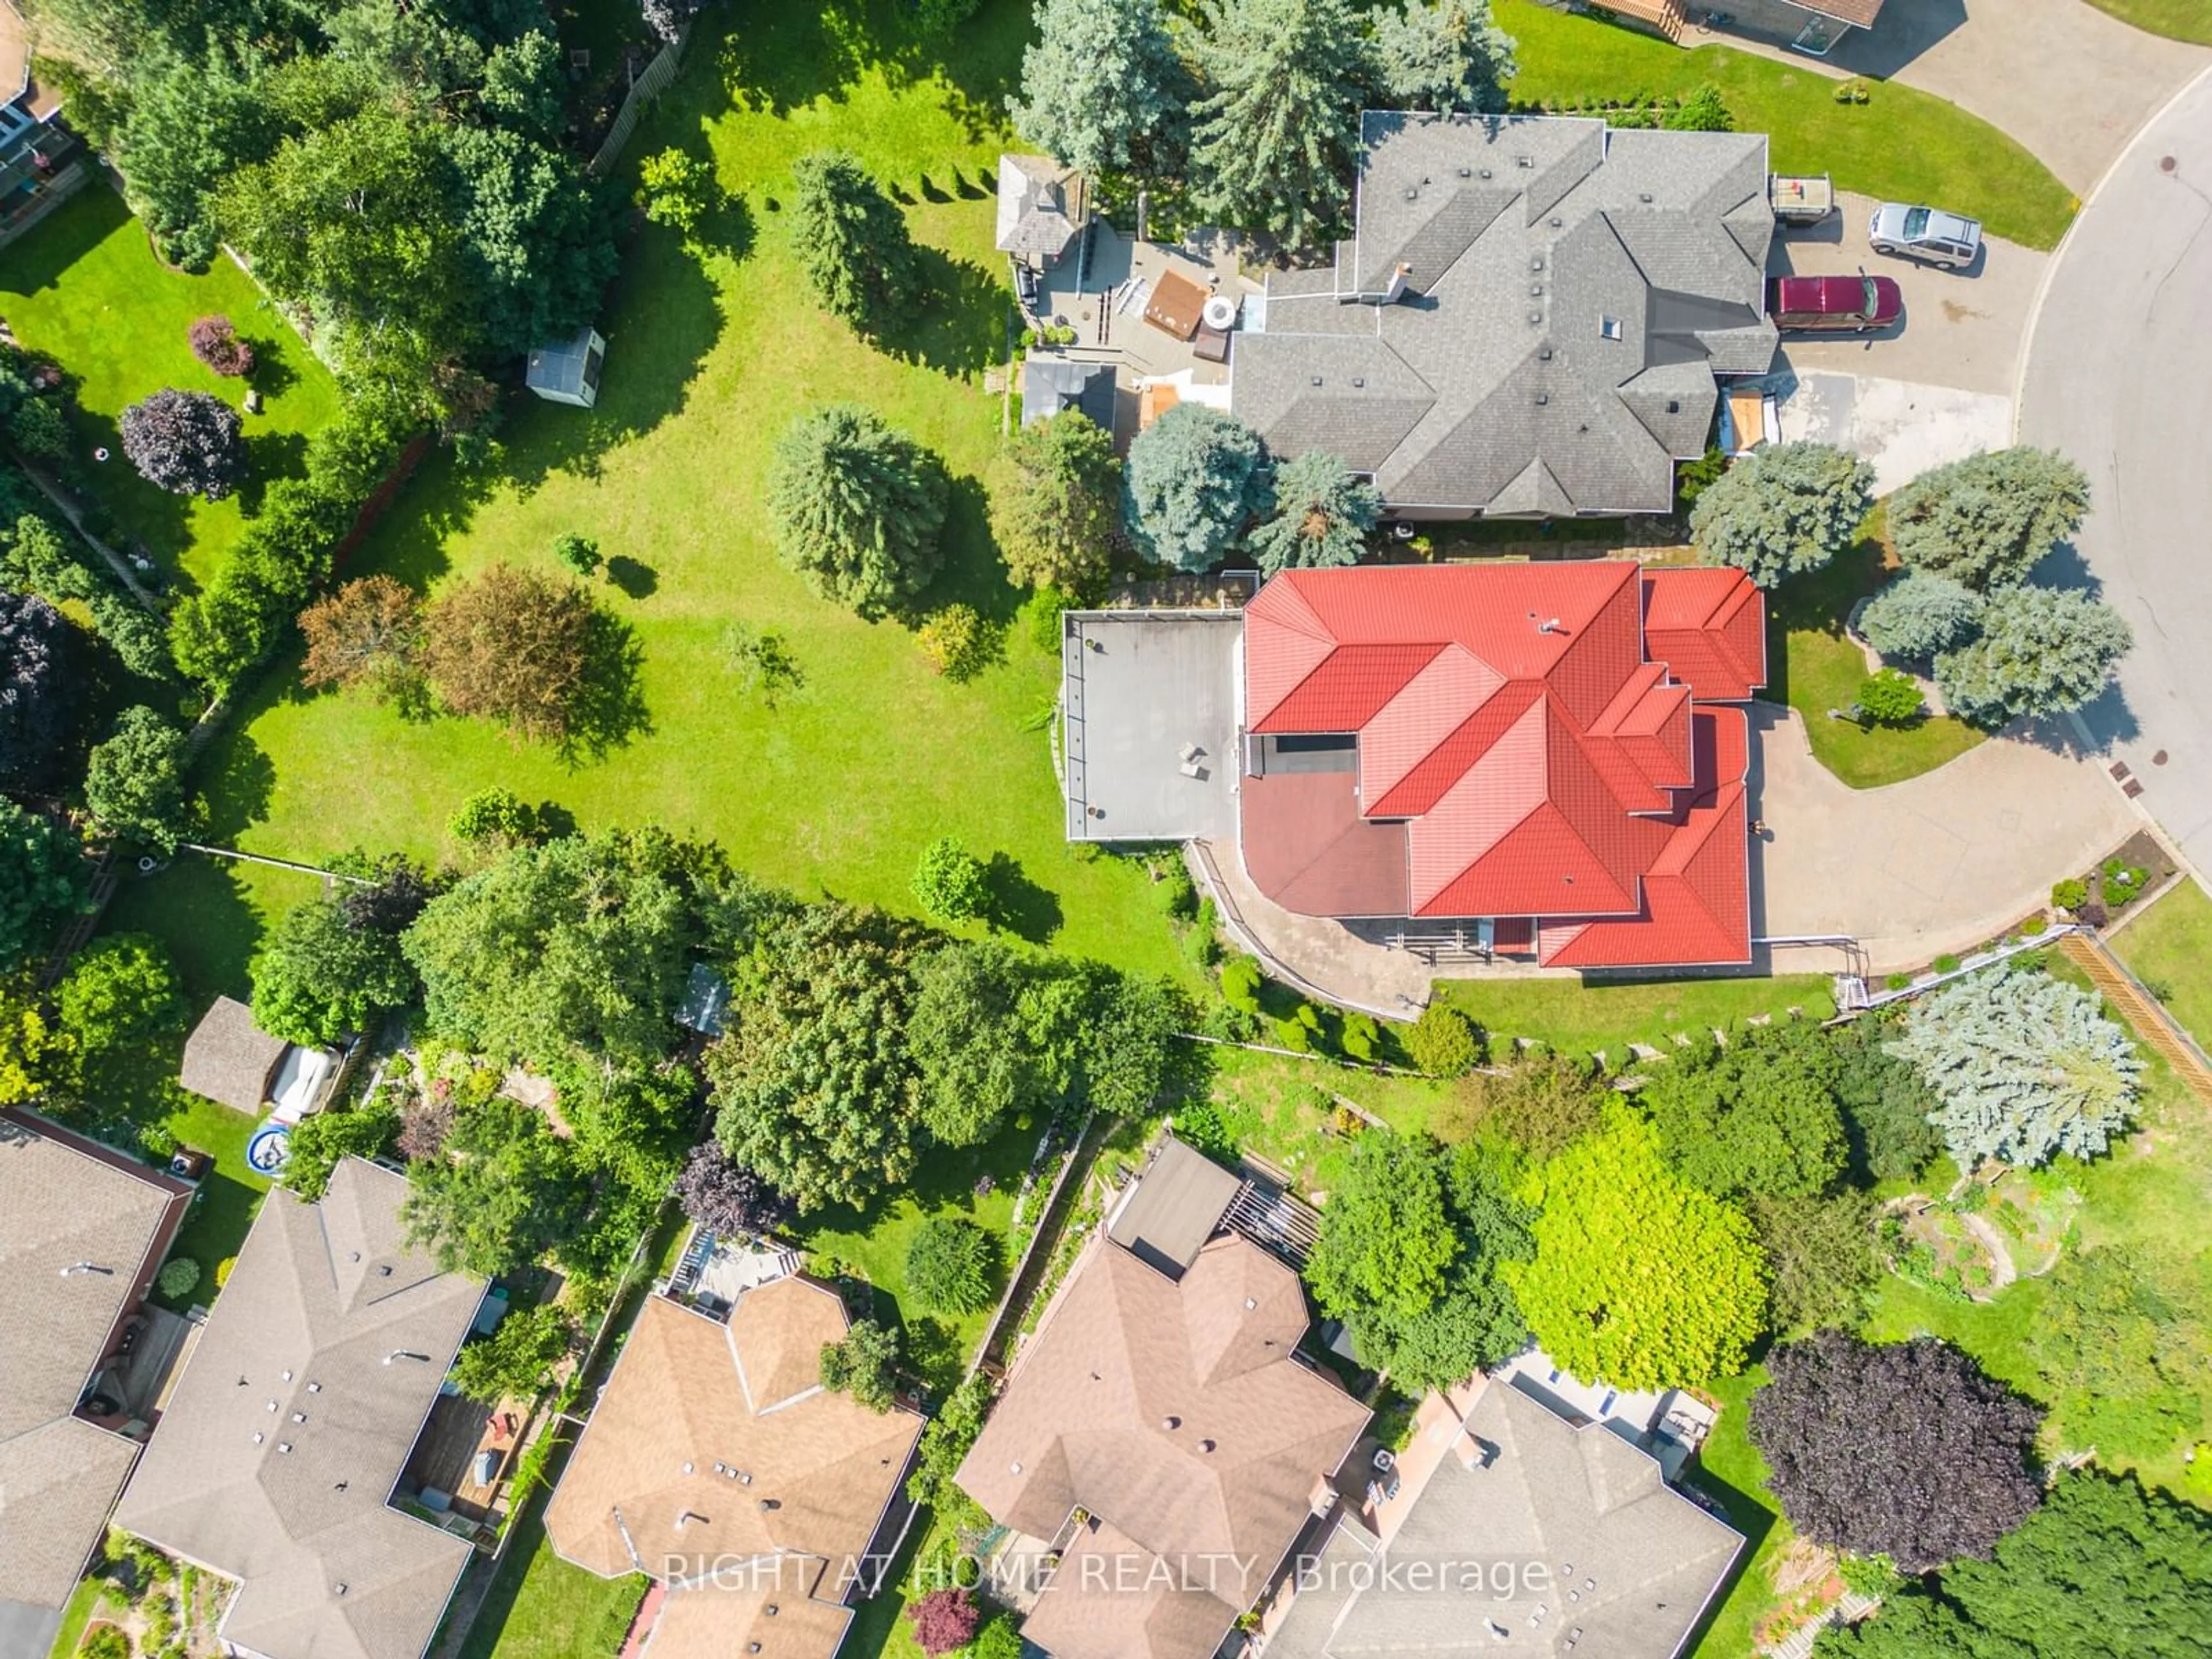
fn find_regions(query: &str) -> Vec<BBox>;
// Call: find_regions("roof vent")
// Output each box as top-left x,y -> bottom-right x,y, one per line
350,1252 -> 361,1263
1457,166 -> 1471,177
1010,1462 -> 1023,1475
1529,283 -> 1543,298
282,1370 -> 294,1381
1516,156 -> 1533,168
1550,215 -> 1563,228
1601,317 -> 1624,341
335,1585 -> 347,1597
1404,185 -> 1419,200
757,1498 -> 781,1512
1538,618 -> 1563,633
767,1607 -> 778,1618
1310,376 -> 1324,387
308,1381 -> 321,1393
1534,392 -> 1549,406
292,1412 -> 307,1423
737,1470 -> 752,1484
1244,1297 -> 1259,1310
1530,256 -> 1544,272
1539,346 -> 1554,361
1351,377 -> 1365,388
1528,311 -> 1542,325
1639,192 -> 1654,203
278,1443 -> 293,1455
267,1400 -> 278,1412
1162,1415 -> 1181,1431
1200,1439 -> 1217,1453
1479,168 -> 1493,179
378,1264 -> 392,1277
252,1433 -> 264,1445
683,1463 -> 694,1475
1666,399 -> 1680,414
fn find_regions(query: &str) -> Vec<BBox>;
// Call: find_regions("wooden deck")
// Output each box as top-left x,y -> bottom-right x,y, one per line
403,1392 -> 519,1523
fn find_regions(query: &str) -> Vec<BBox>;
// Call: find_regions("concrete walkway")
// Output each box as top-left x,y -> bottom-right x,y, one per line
1750,704 -> 2140,975
1826,0 -> 2210,198
1191,839 -> 1437,1017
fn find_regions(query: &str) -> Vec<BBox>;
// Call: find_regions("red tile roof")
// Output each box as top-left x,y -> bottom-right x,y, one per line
1240,565 -> 1763,968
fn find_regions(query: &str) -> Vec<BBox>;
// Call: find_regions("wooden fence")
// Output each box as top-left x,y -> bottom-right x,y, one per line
588,25 -> 693,177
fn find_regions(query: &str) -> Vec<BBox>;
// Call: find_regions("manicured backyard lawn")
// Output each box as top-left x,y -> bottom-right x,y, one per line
0,184 -> 342,588
136,0 -> 1185,989
459,1495 -> 645,1659
2109,878 -> 2212,1048
2081,0 -> 2212,43
1433,972 -> 1835,1065
1763,524 -> 1984,790
1498,0 -> 2078,249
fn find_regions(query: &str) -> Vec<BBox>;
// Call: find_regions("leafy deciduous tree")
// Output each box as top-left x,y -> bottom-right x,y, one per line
911,835 -> 988,923
451,1302 -> 573,1403
767,405 -> 947,618
403,830 -> 695,1072
251,893 -> 418,1048
300,575 -> 425,706
907,941 -> 1061,1147
1506,1106 -> 1767,1389
282,1101 -> 402,1203
1887,969 -> 2142,1168
1751,1189 -> 1883,1335
0,801 -> 86,971
674,1139 -> 796,1239
1309,1130 -> 1460,1323
0,589 -> 75,787
1437,1050 -> 1604,1158
403,1094 -> 589,1277
1642,1021 -> 1849,1202
2024,1246 -> 2209,1459
820,1317 -> 902,1412
1247,449 -> 1381,575
55,933 -> 183,1059
987,410 -> 1119,594
1689,441 -> 1874,588
120,388 -> 247,500
84,706 -> 192,854
637,147 -> 718,236
1751,1330 -> 2043,1571
187,314 -> 255,377
421,563 -> 600,744
904,1588 -> 980,1658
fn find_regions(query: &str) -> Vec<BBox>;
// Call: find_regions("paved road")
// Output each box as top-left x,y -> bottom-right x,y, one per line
2018,69 -> 2212,870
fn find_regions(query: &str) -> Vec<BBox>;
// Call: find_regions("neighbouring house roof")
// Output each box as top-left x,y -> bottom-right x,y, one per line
0,1112 -> 191,1609
957,1233 -> 1369,1659
997,153 -> 1086,264
1022,357 -> 1118,430
641,1554 -> 855,1659
179,996 -> 289,1115
1802,0 -> 1885,28
1233,114 -> 1777,516
543,1279 -> 921,1601
1239,563 -> 1764,967
1104,1136 -> 1242,1281
1264,1383 -> 1742,1659
112,1160 -> 484,1659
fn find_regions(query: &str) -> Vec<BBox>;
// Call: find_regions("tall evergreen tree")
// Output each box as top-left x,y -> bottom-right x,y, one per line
767,406 -> 948,618
1934,584 -> 2131,726
1188,0 -> 1372,247
1689,441 -> 1874,588
1122,403 -> 1272,571
787,149 -> 919,340
1010,0 -> 1191,178
1889,446 -> 2091,591
1372,0 -> 1517,113
1247,450 -> 1381,574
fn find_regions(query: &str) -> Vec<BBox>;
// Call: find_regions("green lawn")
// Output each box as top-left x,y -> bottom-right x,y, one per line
2109,879 -> 2212,1049
2080,0 -> 2212,43
43,1576 -> 111,1659
133,0 -> 1183,989
1763,523 -> 1985,790
1498,0 -> 2078,248
1433,972 -> 1835,1065
0,184 -> 342,589
459,1487 -> 645,1659
796,1124 -> 1038,1395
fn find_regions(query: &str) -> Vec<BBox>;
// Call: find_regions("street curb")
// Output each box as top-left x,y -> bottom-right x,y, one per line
2012,61 -> 2212,434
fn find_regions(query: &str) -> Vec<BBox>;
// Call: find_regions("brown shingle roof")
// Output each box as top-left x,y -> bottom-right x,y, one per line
543,1280 -> 921,1589
1,1112 -> 191,1608
179,996 -> 288,1114
644,1555 -> 853,1659
112,1160 -> 484,1659
957,1234 -> 1369,1659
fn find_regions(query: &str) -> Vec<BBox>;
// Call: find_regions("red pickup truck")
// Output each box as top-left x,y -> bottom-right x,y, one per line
1767,272 -> 1903,334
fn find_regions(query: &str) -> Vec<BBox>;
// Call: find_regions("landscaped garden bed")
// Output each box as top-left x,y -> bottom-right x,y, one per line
2054,827 -> 2180,928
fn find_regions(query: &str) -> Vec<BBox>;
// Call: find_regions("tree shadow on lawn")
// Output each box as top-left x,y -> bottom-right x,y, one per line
243,330 -> 304,400
193,724 -> 278,843
878,247 -> 1007,380
71,409 -> 195,577
236,429 -> 309,516
714,0 -> 872,117
983,852 -> 1062,945
911,475 -> 1019,624
606,554 -> 657,599
555,607 -> 654,766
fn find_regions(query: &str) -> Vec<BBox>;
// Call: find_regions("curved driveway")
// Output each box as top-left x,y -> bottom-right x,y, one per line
2018,68 -> 2212,869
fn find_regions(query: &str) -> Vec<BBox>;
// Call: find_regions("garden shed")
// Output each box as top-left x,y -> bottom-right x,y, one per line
178,996 -> 289,1115
525,325 -> 606,408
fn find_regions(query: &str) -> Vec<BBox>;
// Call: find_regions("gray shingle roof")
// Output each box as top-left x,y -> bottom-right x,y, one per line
1022,358 -> 1118,430
997,154 -> 1085,263
1234,114 -> 1778,516
179,996 -> 289,1114
1264,1383 -> 1742,1659
0,1113 -> 189,1608
113,1160 -> 484,1659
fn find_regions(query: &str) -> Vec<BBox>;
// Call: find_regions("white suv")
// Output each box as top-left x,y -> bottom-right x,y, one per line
1869,203 -> 1983,270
